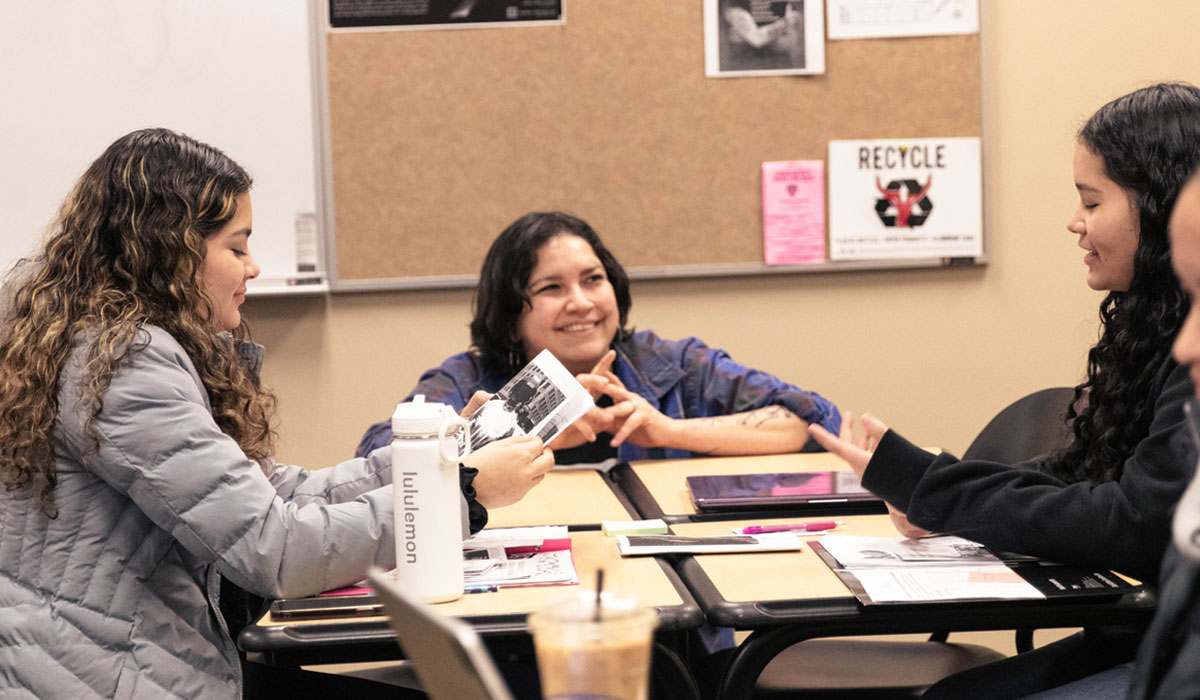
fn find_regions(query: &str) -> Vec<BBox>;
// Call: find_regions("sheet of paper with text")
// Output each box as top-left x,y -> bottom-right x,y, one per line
828,137 -> 982,261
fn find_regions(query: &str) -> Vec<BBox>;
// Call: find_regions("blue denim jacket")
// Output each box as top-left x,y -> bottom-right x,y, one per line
356,330 -> 841,462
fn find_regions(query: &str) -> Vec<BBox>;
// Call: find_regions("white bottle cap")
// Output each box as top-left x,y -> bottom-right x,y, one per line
391,395 -> 447,437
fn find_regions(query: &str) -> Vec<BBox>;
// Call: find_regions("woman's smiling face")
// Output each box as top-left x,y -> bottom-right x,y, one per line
1068,143 -> 1140,292
200,192 -> 258,332
516,233 -> 619,375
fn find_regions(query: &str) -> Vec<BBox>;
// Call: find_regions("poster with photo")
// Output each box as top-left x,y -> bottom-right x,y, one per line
704,0 -> 826,77
328,0 -> 564,30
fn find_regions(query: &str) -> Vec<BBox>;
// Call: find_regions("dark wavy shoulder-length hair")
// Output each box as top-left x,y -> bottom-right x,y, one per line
470,211 -> 633,377
0,128 -> 277,517
1052,82 -> 1200,484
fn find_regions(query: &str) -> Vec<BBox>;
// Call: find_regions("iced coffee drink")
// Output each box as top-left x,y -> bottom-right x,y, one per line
528,591 -> 656,700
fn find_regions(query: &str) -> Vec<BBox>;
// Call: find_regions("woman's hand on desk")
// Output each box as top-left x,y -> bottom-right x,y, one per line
464,435 -> 555,508
806,411 -> 889,477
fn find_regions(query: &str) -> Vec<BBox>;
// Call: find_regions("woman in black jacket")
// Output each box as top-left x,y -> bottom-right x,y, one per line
812,82 -> 1200,698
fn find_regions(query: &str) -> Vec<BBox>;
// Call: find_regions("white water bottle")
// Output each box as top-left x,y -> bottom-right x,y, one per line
391,395 -> 470,603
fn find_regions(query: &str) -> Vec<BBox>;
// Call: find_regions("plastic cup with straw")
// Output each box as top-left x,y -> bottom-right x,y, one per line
528,568 -> 658,700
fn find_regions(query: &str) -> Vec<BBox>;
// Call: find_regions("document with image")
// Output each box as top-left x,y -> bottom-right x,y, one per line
617,532 -> 806,556
467,349 -> 594,451
813,535 -> 1136,605
818,534 -> 999,568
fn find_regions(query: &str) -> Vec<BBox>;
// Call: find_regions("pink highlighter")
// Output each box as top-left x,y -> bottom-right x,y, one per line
739,520 -> 841,535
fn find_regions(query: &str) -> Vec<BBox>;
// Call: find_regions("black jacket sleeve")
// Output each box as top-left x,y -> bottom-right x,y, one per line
862,359 -> 1195,582
459,465 -> 489,534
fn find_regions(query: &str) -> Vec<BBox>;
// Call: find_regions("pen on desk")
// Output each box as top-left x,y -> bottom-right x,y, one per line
464,584 -> 499,594
739,520 -> 842,535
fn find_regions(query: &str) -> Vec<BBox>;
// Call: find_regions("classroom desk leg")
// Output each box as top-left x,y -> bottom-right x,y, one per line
651,639 -> 703,700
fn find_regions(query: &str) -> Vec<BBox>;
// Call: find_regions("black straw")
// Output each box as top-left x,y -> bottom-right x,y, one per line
593,569 -> 605,622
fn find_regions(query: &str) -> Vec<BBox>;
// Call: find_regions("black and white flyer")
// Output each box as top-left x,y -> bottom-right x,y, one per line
466,349 -> 593,452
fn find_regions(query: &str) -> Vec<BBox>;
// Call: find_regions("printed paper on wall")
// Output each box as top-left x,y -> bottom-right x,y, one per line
828,137 -> 981,261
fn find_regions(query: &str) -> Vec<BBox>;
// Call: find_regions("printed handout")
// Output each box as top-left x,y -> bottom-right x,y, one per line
813,535 -> 1133,605
818,534 -> 997,568
467,349 -> 594,452
617,532 -> 806,556
826,0 -> 979,40
463,549 -> 578,588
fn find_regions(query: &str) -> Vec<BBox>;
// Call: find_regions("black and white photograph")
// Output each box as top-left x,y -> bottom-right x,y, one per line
466,349 -> 593,452
328,0 -> 564,30
704,0 -> 826,77
820,534 -> 1001,569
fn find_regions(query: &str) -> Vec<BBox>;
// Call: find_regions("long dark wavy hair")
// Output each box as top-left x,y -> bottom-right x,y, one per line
470,211 -> 633,376
1052,83 -> 1200,484
0,128 -> 278,517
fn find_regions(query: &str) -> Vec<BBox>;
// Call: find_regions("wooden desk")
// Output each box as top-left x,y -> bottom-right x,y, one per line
486,468 -> 633,528
664,514 -> 1156,699
674,514 -> 902,603
240,533 -> 703,666
611,452 -> 886,522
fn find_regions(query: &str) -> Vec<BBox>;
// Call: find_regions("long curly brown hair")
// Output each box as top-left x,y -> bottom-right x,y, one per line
0,128 -> 277,517
1051,83 -> 1200,484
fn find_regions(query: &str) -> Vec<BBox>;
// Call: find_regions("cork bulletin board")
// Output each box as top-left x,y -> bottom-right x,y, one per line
319,1 -> 981,289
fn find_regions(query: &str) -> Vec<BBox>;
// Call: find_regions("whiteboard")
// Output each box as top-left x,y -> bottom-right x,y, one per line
0,0 -> 325,295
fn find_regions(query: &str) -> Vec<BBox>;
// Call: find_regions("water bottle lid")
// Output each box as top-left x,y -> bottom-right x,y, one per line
391,395 -> 451,436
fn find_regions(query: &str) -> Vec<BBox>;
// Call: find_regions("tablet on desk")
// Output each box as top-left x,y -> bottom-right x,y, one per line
686,471 -> 881,511
269,593 -> 381,620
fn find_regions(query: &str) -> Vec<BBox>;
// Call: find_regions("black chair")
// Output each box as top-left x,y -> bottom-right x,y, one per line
741,387 -> 1077,700
962,387 -> 1076,464
961,385 -> 1076,656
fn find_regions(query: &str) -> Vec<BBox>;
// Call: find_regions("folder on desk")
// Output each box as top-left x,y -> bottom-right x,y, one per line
811,535 -> 1138,606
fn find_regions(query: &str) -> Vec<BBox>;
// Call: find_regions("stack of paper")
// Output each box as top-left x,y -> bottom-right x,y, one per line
462,526 -> 578,588
815,535 -> 1090,605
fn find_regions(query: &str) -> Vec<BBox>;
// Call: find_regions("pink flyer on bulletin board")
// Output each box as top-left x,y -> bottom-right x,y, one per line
762,160 -> 825,264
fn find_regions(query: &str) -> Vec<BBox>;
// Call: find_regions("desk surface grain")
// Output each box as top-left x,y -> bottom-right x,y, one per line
487,468 -> 632,528
672,514 -> 902,602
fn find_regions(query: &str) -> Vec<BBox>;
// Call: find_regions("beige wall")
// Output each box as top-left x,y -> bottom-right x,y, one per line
243,0 -> 1200,468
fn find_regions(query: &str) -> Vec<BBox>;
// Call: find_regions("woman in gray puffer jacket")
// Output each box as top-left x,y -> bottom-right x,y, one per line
0,128 -> 553,699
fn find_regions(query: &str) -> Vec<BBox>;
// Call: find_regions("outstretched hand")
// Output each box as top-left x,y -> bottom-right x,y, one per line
810,412 -> 931,538
465,435 -> 554,509
806,411 -> 889,478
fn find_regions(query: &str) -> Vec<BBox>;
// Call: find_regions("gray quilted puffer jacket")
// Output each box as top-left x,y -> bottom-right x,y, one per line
0,326 -> 463,698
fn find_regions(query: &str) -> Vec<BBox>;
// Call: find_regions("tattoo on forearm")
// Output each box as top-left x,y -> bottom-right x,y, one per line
698,406 -> 795,432
737,406 -> 792,428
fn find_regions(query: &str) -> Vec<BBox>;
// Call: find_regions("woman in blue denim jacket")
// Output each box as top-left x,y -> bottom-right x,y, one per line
357,211 -> 840,464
